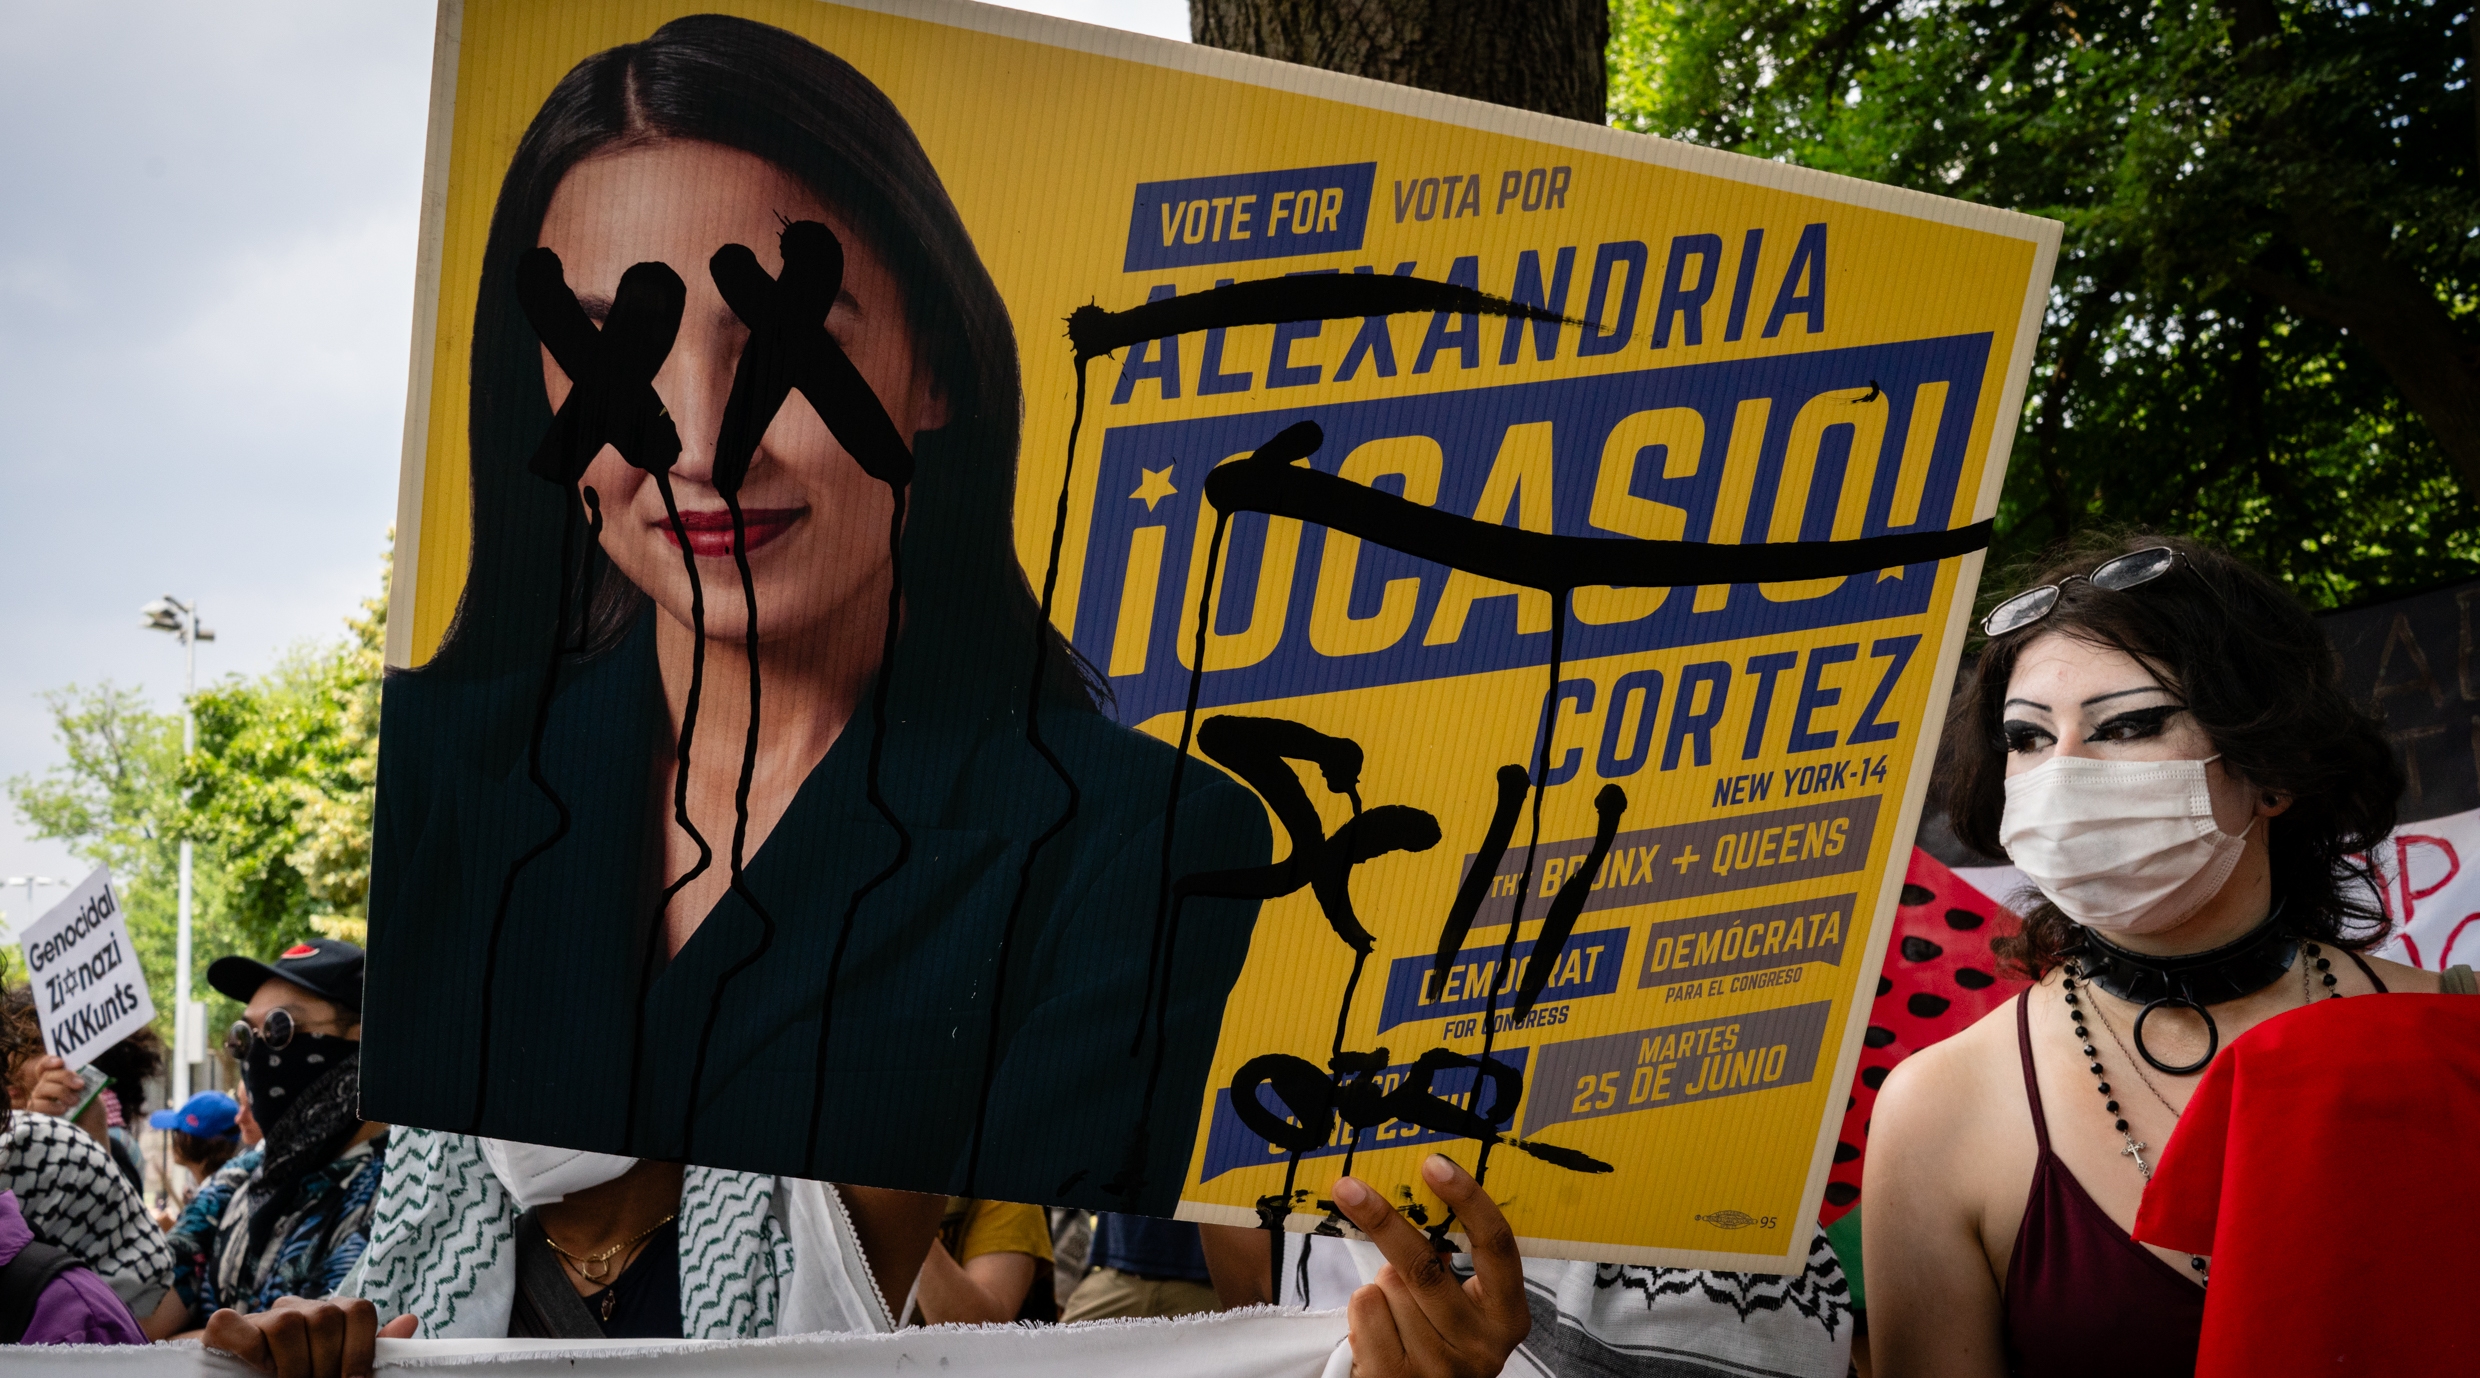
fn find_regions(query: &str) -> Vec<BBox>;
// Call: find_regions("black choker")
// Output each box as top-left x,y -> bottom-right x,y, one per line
2074,910 -> 2296,1076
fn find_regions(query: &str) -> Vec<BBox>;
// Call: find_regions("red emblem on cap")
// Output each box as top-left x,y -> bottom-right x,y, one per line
281,944 -> 318,959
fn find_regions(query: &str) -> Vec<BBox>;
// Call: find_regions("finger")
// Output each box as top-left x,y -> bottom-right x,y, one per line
261,1308 -> 311,1378
306,1304 -> 352,1378
380,1314 -> 420,1339
1369,1264 -> 1458,1377
1422,1153 -> 1529,1338
1330,1176 -> 1460,1312
1346,1281 -> 1410,1378
201,1309 -> 274,1374
338,1299 -> 381,1378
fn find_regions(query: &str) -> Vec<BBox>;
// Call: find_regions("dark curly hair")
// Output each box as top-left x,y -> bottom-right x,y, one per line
90,1027 -> 166,1119
0,989 -> 169,1117
0,987 -> 38,1101
174,1128 -> 241,1177
1939,531 -> 2400,977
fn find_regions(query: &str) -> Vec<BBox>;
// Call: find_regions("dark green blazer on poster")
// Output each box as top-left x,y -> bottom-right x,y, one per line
362,609 -> 1271,1215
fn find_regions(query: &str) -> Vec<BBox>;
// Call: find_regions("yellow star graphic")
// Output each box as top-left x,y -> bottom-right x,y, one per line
1130,465 -> 1178,511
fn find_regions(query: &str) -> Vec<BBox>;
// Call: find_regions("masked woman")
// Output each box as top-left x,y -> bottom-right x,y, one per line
1862,534 -> 2474,1377
363,14 -> 1270,1212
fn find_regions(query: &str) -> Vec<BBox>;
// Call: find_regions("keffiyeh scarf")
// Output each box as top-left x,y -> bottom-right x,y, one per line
348,1128 -> 890,1341
0,1111 -> 174,1314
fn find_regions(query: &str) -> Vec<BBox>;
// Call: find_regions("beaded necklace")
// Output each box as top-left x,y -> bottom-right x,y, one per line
2059,963 -> 2210,1283
2057,931 -> 2352,1288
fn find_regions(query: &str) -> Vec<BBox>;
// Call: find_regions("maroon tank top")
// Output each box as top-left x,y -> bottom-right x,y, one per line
2001,992 -> 2202,1378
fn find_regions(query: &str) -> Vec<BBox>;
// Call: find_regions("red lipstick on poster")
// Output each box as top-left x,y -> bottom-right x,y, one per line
658,507 -> 804,558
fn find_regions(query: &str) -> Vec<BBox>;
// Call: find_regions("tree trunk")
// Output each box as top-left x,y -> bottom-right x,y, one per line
1191,0 -> 1608,124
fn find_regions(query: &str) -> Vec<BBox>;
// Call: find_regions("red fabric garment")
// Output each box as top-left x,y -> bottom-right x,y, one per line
2133,994 -> 2480,1377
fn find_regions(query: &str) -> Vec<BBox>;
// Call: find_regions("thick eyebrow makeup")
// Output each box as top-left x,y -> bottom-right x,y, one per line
2081,686 -> 2172,708
2002,684 -> 2172,715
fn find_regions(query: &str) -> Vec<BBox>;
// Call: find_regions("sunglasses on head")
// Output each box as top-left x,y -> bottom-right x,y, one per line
1981,546 -> 2181,638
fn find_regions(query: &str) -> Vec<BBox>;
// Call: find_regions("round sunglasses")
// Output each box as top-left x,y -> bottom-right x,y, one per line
1981,545 -> 2181,637
225,1007 -> 300,1062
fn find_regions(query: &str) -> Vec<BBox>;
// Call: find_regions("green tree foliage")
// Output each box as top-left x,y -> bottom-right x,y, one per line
8,560 -> 383,1044
1610,0 -> 2480,606
3,687 -> 184,996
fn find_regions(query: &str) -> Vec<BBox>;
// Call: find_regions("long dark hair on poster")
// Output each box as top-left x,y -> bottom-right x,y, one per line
418,12 -> 1099,732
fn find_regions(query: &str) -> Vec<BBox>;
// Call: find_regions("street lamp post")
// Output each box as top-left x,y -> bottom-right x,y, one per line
141,597 -> 214,1105
0,876 -> 72,937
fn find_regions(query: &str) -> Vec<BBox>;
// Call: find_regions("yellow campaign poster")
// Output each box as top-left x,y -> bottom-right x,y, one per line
366,0 -> 2058,1271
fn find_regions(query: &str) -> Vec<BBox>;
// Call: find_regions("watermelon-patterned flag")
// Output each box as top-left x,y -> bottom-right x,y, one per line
1824,848 -> 2028,1227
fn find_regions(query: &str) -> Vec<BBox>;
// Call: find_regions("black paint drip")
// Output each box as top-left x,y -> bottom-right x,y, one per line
1511,783 -> 1627,1022
622,467 -> 713,1155
1427,766 -> 1530,1004
958,351 -> 1094,1197
805,481 -> 911,1178
681,220 -> 918,1168
478,253 -> 687,1134
680,487 -> 780,1161
1465,591 -> 1565,1193
1064,271 -> 1573,363
1205,421 -> 1994,589
1063,266 -> 1589,1138
1096,495 -> 1232,1205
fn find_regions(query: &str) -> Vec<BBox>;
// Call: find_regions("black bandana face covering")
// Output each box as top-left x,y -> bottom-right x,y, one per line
243,1029 -> 359,1132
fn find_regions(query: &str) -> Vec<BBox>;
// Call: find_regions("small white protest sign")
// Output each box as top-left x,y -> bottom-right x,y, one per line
19,866 -> 154,1070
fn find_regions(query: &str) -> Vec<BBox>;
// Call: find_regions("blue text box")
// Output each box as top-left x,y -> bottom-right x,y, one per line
1125,163 -> 1378,271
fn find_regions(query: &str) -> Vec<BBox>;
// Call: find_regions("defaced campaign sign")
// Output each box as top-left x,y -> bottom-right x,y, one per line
363,0 -> 2059,1270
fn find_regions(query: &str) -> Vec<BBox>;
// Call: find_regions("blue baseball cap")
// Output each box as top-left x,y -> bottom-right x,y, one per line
148,1091 -> 241,1140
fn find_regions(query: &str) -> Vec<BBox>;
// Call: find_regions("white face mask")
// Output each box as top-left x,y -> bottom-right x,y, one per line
478,1138 -> 637,1209
1998,755 -> 2255,935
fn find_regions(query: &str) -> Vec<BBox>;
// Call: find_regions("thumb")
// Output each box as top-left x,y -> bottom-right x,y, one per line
200,1308 -> 272,1372
381,1314 -> 419,1338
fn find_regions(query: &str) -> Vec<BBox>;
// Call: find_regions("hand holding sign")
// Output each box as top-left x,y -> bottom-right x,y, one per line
17,867 -> 154,1072
1334,1154 -> 1531,1378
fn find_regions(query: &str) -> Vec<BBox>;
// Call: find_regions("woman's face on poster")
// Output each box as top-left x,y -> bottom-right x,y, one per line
537,139 -> 945,644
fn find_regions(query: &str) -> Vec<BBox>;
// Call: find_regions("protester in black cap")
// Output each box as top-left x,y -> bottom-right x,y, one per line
167,938 -> 388,1333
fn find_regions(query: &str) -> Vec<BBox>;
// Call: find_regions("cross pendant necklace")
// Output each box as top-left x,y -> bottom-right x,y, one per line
2064,965 -> 2206,1282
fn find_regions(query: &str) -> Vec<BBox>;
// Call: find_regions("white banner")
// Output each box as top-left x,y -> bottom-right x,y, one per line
33,1309 -> 1351,1377
2374,805 -> 2480,972
17,865 -> 155,1071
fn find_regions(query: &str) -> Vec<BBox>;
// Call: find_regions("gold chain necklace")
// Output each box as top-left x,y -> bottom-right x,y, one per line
543,1213 -> 677,1285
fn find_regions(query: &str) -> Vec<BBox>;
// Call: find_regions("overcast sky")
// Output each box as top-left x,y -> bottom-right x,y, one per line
0,0 -> 1188,927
